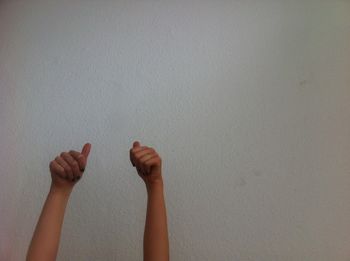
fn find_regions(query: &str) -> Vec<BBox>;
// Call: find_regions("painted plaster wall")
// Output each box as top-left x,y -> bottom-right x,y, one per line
1,0 -> 350,260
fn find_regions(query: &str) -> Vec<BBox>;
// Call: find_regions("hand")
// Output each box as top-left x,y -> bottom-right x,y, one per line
130,141 -> 163,187
49,143 -> 91,192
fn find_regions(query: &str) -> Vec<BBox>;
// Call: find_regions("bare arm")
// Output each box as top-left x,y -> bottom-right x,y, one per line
26,143 -> 91,261
145,180 -> 169,261
130,141 -> 169,261
26,186 -> 71,261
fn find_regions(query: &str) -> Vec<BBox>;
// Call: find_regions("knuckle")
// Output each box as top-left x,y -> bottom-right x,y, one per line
58,168 -> 65,176
145,161 -> 151,166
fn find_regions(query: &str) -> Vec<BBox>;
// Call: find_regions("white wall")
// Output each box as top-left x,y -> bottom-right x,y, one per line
1,0 -> 350,260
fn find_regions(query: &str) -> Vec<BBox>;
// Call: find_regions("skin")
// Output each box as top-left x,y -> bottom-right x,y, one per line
26,141 -> 169,261
130,141 -> 169,261
26,143 -> 91,261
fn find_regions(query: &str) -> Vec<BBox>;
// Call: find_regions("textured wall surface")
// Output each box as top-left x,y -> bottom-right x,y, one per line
1,0 -> 350,260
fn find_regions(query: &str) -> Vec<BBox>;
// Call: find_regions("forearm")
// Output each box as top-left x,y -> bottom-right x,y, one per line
144,180 -> 169,261
26,185 -> 71,261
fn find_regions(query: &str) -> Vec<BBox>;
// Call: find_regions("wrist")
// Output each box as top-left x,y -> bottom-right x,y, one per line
49,184 -> 73,198
146,179 -> 164,193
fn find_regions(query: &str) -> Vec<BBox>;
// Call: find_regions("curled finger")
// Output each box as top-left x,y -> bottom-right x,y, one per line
61,152 -> 81,181
50,160 -> 66,179
55,156 -> 73,181
69,150 -> 86,172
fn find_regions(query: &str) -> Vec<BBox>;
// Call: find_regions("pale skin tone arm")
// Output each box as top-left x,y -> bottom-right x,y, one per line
130,141 -> 169,261
27,140 -> 168,261
26,143 -> 91,261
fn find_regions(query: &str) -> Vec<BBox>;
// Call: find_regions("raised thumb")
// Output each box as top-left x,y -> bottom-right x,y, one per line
133,141 -> 140,148
81,143 -> 91,159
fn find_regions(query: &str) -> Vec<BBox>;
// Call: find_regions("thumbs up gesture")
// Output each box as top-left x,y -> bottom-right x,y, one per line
49,143 -> 91,192
129,141 -> 163,188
